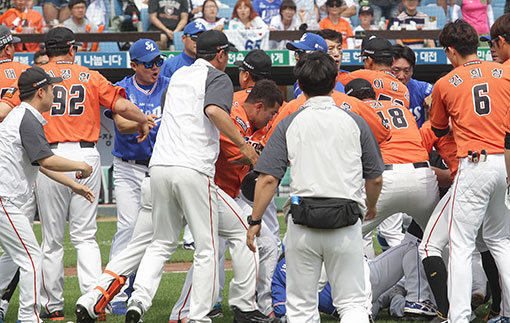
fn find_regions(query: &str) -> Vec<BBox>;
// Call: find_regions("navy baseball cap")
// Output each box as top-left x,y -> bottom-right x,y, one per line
45,27 -> 78,49
129,39 -> 163,63
361,36 -> 393,58
183,21 -> 207,36
286,33 -> 327,52
359,5 -> 374,15
18,67 -> 62,96
234,49 -> 272,77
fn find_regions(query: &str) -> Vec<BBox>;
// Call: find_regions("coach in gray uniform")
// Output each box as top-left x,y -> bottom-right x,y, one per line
125,30 -> 259,323
247,51 -> 384,323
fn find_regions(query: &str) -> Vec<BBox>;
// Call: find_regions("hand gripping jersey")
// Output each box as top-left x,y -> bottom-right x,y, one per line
0,58 -> 29,99
112,75 -> 170,160
420,120 -> 458,180
364,99 -> 428,164
338,69 -> 411,108
407,78 -> 433,128
431,60 -> 510,157
261,90 -> 391,147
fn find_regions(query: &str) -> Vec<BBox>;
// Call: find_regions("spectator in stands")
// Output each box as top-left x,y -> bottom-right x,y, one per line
319,0 -> 357,22
149,0 -> 189,49
395,0 -> 435,48
194,0 -> 225,30
229,0 -> 268,30
369,0 -> 400,24
452,0 -> 494,35
319,0 -> 354,48
160,21 -> 206,78
269,0 -> 306,49
189,0 -> 205,20
40,0 -> 70,25
63,0 -> 97,33
353,5 -> 375,49
391,44 -> 433,127
0,0 -> 44,52
293,0 -> 320,29
252,0 -> 282,24
86,0 -> 108,27
33,50 -> 49,66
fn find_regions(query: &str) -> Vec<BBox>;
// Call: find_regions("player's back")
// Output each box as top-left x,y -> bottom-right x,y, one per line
0,59 -> 29,97
42,61 -> 123,144
431,60 -> 510,157
339,69 -> 410,108
365,99 -> 428,164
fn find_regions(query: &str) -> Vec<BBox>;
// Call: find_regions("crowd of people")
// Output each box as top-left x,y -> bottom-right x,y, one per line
1,4 -> 510,323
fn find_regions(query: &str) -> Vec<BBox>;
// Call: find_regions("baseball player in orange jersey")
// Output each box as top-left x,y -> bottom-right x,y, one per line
338,37 -> 411,108
0,25 -> 29,122
261,89 -> 391,148
1,27 -> 150,321
345,78 -> 440,314
430,20 -> 510,323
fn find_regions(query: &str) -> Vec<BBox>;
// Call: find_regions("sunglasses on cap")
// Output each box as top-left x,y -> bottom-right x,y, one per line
134,57 -> 164,69
186,34 -> 200,41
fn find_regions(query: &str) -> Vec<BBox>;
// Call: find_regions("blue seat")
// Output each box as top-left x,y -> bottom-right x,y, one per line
417,5 -> 447,28
350,14 -> 360,27
173,31 -> 184,50
492,0 -> 505,7
218,7 -> 233,19
493,6 -> 504,19
100,42 -> 119,51
141,8 -> 150,31
32,5 -> 43,15
420,0 -> 437,6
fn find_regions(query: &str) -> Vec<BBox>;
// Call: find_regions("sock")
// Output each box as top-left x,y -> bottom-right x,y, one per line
422,256 -> 449,317
481,250 -> 501,313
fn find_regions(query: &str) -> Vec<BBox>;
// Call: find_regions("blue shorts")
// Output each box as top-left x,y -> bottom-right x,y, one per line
41,0 -> 69,9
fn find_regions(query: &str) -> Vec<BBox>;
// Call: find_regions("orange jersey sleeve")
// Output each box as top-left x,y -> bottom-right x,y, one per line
0,60 -> 29,106
431,61 -> 510,157
232,87 -> 252,107
41,61 -> 124,143
420,120 -> 458,178
260,96 -> 304,146
338,69 -> 410,108
331,91 -> 392,144
365,99 -> 428,164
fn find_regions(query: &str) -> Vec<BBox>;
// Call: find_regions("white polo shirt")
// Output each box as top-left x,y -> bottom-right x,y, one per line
150,58 -> 234,178
255,96 -> 384,206
0,102 -> 54,208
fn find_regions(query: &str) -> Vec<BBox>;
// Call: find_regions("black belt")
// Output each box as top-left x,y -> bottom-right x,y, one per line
49,141 -> 95,149
121,158 -> 150,167
384,161 -> 429,171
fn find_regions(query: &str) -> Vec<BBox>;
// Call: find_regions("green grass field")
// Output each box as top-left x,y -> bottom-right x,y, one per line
1,216 -> 492,322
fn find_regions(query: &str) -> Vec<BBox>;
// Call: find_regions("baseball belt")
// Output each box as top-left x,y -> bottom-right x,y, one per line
384,161 -> 429,171
49,141 -> 95,149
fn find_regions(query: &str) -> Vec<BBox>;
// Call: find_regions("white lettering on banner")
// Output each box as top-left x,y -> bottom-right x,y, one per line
74,55 -> 82,65
224,30 -> 269,51
419,51 -> 437,63
272,52 -> 283,64
228,52 -> 246,65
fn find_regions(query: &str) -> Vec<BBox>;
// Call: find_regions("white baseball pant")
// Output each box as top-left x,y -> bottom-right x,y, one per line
448,154 -> 510,323
37,143 -> 101,313
362,164 -> 439,236
286,218 -> 369,323
0,197 -> 42,323
110,157 -> 147,260
377,213 -> 405,248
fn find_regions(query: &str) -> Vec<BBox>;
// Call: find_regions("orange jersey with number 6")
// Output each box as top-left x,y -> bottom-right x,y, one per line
338,69 -> 410,108
431,60 -> 510,157
364,99 -> 428,164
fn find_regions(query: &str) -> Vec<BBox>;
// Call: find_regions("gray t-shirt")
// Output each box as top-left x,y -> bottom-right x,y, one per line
20,109 -> 54,165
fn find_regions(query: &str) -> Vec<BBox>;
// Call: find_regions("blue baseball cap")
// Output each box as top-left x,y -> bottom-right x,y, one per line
286,33 -> 327,52
129,39 -> 162,63
183,21 -> 207,36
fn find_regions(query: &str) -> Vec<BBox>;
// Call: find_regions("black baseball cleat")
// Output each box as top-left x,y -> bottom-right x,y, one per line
232,306 -> 273,323
75,304 -> 96,323
125,301 -> 143,323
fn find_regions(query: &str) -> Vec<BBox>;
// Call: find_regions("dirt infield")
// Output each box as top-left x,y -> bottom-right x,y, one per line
64,260 -> 233,277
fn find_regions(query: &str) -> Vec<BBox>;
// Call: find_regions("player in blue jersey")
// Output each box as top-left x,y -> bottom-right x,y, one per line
105,38 -> 170,315
391,45 -> 433,128
160,21 -> 206,79
290,30 -> 348,98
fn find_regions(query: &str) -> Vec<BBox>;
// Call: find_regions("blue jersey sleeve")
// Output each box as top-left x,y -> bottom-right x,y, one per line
318,283 -> 336,316
272,258 -> 287,317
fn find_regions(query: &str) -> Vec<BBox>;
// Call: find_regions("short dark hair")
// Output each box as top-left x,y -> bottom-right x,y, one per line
34,50 -> 47,62
280,0 -> 296,14
490,13 -> 510,43
20,84 -> 50,101
69,0 -> 87,8
202,0 -> 218,15
392,44 -> 416,68
294,51 -> 337,97
245,79 -> 284,108
46,46 -> 72,58
439,20 -> 479,57
317,29 -> 343,46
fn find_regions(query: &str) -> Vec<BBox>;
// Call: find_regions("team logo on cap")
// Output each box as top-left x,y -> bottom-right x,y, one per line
33,78 -> 48,88
145,41 -> 156,51
195,22 -> 204,29
299,34 -> 307,42
0,34 -> 13,47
